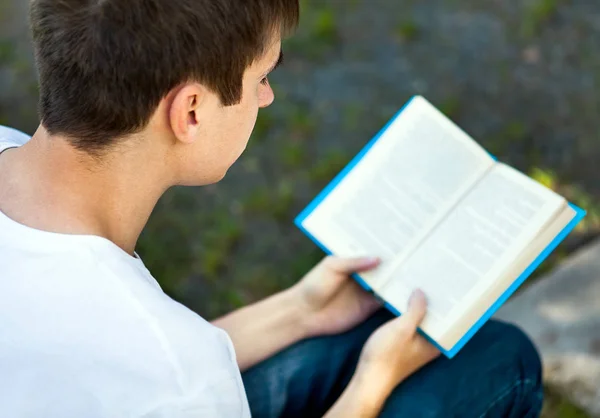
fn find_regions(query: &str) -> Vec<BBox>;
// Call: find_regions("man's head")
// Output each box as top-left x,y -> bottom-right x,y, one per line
29,0 -> 298,184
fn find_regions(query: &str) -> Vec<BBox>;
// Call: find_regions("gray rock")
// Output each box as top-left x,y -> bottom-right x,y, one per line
495,238 -> 600,416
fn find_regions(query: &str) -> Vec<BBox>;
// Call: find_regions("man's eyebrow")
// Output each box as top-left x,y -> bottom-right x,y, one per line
267,50 -> 284,74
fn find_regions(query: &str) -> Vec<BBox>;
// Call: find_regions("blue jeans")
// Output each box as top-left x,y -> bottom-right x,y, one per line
242,309 -> 543,417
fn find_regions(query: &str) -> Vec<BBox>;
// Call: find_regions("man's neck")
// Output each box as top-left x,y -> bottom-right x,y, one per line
0,126 -> 172,255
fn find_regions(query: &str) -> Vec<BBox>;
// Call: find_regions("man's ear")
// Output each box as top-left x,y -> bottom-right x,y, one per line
168,83 -> 207,144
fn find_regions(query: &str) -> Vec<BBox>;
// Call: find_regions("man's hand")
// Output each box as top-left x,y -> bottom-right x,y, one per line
324,289 -> 440,418
356,289 -> 440,390
213,255 -> 383,371
293,256 -> 383,338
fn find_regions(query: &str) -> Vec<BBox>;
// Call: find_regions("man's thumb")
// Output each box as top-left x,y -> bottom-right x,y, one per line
402,289 -> 428,327
322,256 -> 380,273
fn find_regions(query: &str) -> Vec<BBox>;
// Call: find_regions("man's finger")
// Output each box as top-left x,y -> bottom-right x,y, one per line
322,256 -> 381,274
401,289 -> 428,328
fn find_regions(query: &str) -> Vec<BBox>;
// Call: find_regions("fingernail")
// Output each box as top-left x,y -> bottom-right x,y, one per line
409,289 -> 424,305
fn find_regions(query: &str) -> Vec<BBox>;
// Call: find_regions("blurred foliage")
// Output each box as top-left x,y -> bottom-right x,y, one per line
521,0 -> 561,38
251,110 -> 276,143
395,19 -> 420,43
522,167 -> 600,283
0,40 -> 16,65
308,150 -> 351,185
284,1 -> 339,61
542,386 -> 590,418
530,168 -> 600,233
438,97 -> 462,120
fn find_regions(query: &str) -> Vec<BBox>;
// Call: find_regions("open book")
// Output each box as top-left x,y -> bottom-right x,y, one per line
295,96 -> 586,358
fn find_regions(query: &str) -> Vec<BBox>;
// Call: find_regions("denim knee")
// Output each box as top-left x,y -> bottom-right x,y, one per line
487,321 -> 542,382
479,321 -> 544,417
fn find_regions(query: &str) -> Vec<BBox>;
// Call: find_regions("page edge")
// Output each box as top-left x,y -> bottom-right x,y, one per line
443,202 -> 586,358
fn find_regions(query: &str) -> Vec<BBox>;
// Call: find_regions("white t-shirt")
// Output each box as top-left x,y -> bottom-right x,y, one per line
0,126 -> 251,418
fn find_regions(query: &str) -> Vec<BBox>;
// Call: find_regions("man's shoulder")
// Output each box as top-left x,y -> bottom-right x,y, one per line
0,226 -> 229,361
0,243 -> 244,414
0,236 -> 232,363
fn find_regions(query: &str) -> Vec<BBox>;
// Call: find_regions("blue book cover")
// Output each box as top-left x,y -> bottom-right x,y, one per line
294,95 -> 586,359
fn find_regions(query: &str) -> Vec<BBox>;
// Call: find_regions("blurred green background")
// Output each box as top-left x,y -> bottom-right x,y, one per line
1,0 -> 599,416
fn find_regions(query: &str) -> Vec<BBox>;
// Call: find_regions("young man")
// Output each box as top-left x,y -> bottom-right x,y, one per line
0,0 -> 543,417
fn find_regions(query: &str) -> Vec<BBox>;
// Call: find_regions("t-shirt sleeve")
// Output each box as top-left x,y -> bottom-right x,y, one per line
140,372 -> 251,418
0,125 -> 31,149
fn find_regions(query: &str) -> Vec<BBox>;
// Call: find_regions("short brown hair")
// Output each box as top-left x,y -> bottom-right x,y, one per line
30,0 -> 299,154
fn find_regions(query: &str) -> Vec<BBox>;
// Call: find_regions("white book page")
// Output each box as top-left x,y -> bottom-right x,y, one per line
379,163 -> 566,346
301,96 -> 494,290
441,203 -> 575,348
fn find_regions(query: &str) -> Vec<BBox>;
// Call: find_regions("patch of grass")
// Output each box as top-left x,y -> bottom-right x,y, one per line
541,386 -> 590,418
341,104 -> 364,133
12,57 -> 32,77
312,8 -> 337,44
201,248 -> 228,280
271,82 -> 288,102
395,19 -> 420,42
438,97 -> 461,120
564,185 -> 600,233
530,167 -> 558,189
170,188 -> 200,212
27,80 -> 39,97
241,156 -> 260,174
530,245 -> 569,280
288,247 -> 325,281
198,214 -> 243,279
347,0 -> 361,11
243,187 -> 271,214
289,105 -> 317,137
0,1 -> 8,19
251,110 -> 276,143
138,191 -> 245,292
520,167 -> 600,285
137,201 -> 196,296
0,40 -> 16,65
242,181 -> 296,222
284,37 -> 316,62
530,166 -> 600,232
243,265 -> 278,290
285,3 -> 339,61
282,140 -> 308,169
486,121 -> 528,157
221,289 -> 246,310
521,0 -> 560,38
309,149 -> 351,184
270,180 -> 295,222
504,121 -> 528,141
